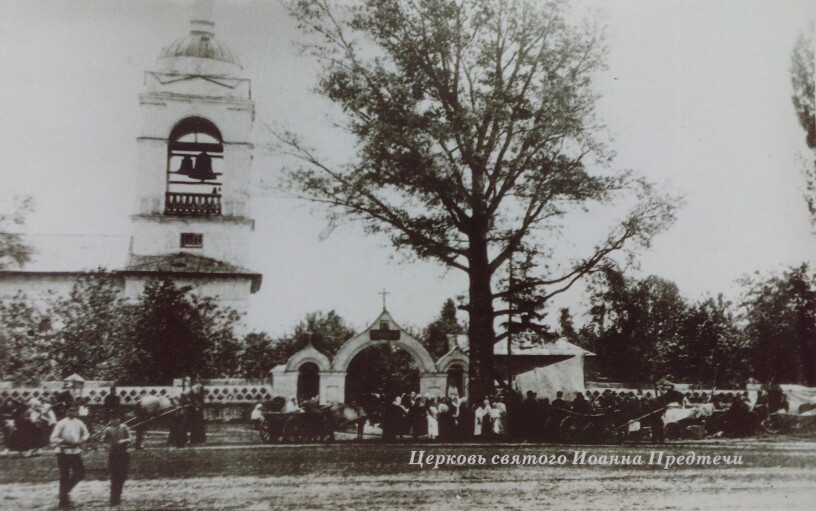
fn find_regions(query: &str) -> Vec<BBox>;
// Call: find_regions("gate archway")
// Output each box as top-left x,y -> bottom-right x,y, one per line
330,312 -> 444,403
297,362 -> 320,402
273,311 -> 458,404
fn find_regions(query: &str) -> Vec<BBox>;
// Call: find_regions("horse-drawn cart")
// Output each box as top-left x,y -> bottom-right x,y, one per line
558,410 -> 627,444
259,409 -> 335,443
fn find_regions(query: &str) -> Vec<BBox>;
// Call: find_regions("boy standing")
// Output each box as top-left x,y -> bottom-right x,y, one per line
102,414 -> 131,506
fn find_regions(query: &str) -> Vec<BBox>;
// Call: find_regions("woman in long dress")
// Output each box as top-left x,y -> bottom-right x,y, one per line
490,400 -> 503,436
426,399 -> 439,440
474,399 -> 490,438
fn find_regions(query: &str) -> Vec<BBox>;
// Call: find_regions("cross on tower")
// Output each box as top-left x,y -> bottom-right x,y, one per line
378,288 -> 390,311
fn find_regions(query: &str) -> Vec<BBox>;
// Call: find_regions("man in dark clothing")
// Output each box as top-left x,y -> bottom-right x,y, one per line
648,397 -> 666,444
382,396 -> 407,441
571,392 -> 592,415
520,391 -> 541,442
538,398 -> 552,441
661,385 -> 684,406
103,387 -> 121,423
551,391 -> 568,412
187,385 -> 206,445
53,389 -> 75,421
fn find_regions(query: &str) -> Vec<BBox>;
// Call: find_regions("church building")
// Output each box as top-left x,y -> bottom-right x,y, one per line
0,4 -> 261,336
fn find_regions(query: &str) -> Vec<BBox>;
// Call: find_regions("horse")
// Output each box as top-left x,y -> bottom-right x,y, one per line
132,395 -> 185,449
325,402 -> 368,440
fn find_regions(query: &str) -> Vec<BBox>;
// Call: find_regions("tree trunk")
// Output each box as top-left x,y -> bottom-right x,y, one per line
467,233 -> 495,406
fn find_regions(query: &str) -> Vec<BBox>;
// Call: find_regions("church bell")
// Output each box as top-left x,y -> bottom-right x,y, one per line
176,155 -> 194,176
189,151 -> 217,181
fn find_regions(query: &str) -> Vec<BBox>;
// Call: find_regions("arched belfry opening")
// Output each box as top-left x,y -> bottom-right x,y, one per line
165,116 -> 224,217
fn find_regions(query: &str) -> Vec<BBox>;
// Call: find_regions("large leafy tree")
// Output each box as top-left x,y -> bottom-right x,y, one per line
581,268 -> 687,384
238,332 -> 279,379
280,0 -> 676,401
741,264 -> 816,386
0,291 -> 56,385
268,310 -> 357,362
50,271 -> 129,379
670,296 -> 744,387
118,279 -> 242,384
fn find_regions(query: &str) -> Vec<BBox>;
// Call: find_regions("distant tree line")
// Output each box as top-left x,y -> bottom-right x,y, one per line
562,263 -> 816,388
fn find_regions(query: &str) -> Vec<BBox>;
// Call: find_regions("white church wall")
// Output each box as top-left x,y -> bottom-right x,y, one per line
134,136 -> 168,215
139,95 -> 253,143
219,144 -> 253,218
129,215 -> 253,268
0,274 -> 116,309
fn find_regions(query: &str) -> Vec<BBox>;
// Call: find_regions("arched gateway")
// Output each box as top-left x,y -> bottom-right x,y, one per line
270,310 -> 467,404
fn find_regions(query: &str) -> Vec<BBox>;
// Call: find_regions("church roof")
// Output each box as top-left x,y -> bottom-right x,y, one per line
159,20 -> 241,67
118,252 -> 262,292
493,337 -> 594,357
447,332 -> 594,357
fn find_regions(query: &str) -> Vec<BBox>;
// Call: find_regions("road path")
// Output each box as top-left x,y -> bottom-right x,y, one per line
1,439 -> 814,510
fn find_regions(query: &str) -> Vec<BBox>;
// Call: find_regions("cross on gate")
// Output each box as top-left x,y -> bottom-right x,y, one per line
379,288 -> 390,311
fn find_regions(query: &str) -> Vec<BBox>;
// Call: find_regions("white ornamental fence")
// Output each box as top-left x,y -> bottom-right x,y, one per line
0,382 -> 274,422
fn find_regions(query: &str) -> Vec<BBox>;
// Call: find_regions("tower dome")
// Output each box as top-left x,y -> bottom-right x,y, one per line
160,19 -> 240,66
157,1 -> 242,77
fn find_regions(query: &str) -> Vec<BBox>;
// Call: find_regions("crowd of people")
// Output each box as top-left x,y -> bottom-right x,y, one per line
342,384 -> 793,444
3,381 -> 798,508
379,393 -> 472,440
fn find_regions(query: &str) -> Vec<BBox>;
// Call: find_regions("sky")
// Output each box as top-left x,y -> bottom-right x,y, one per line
0,0 -> 814,337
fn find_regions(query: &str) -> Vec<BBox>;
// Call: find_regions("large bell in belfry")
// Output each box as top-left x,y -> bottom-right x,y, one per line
189,152 -> 217,181
176,155 -> 194,176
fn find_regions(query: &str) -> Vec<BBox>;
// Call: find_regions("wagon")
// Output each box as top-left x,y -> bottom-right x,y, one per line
558,410 -> 627,444
259,409 -> 334,443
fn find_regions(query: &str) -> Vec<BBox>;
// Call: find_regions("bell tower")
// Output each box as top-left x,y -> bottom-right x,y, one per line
130,0 -> 254,268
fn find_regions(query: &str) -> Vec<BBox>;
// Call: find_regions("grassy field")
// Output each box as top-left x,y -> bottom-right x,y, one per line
1,427 -> 815,510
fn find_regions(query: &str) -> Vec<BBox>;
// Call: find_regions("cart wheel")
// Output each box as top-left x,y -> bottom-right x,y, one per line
560,416 -> 582,443
259,419 -> 274,443
761,415 -> 782,434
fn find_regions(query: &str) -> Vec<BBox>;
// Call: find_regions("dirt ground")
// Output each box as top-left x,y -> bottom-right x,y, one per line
2,427 -> 815,510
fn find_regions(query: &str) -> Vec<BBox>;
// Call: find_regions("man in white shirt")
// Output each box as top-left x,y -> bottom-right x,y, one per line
50,405 -> 89,509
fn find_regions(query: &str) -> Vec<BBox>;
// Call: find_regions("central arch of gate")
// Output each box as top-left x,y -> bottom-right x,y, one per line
325,310 -> 446,403
271,310 -> 468,404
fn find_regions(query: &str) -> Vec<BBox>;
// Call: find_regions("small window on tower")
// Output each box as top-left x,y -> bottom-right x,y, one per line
380,320 -> 389,331
180,233 -> 203,248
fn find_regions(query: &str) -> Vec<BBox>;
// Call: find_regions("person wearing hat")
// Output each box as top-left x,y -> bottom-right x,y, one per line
102,413 -> 131,506
103,386 -> 121,423
50,404 -> 89,508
